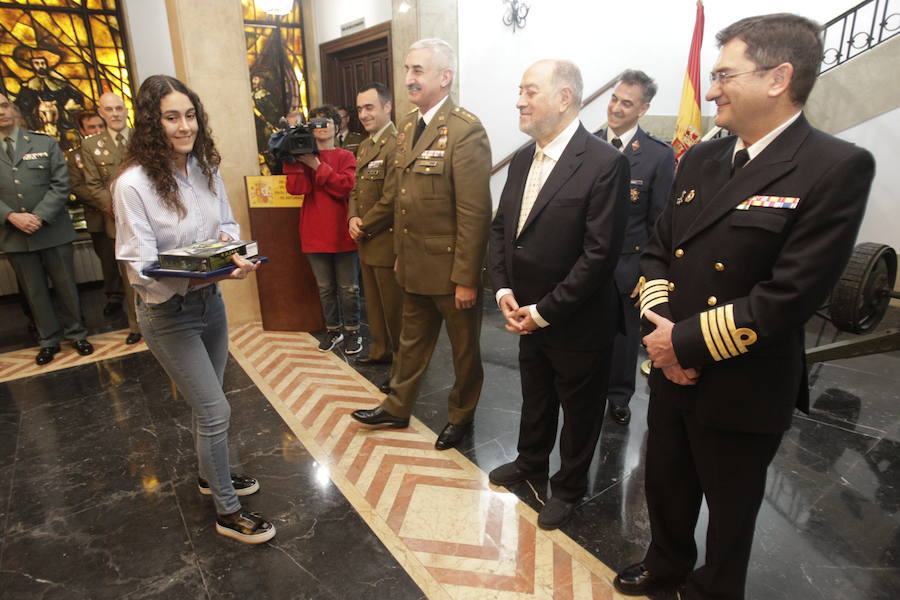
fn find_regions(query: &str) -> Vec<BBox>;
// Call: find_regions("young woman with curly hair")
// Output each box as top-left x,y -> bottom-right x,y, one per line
113,74 -> 275,544
283,105 -> 361,354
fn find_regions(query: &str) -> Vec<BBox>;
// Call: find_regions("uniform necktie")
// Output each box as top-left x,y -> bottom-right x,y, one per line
115,132 -> 125,146
517,149 -> 546,236
732,148 -> 750,175
4,137 -> 13,162
611,137 -> 623,150
412,117 -> 426,146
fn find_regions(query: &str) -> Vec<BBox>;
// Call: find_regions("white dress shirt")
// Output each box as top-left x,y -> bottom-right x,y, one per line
496,117 -> 582,328
419,94 -> 450,125
733,111 -> 802,164
114,156 -> 240,304
606,123 -> 638,151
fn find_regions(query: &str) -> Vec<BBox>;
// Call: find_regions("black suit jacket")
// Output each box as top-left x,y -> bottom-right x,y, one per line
640,114 -> 875,434
489,123 -> 630,351
596,127 -> 675,293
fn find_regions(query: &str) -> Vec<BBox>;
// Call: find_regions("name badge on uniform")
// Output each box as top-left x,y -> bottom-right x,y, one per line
735,195 -> 800,210
630,179 -> 643,186
368,159 -> 384,169
419,150 -> 444,159
22,152 -> 48,160
415,159 -> 439,167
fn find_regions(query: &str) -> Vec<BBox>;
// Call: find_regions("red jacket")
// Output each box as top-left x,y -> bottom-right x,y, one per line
284,148 -> 357,253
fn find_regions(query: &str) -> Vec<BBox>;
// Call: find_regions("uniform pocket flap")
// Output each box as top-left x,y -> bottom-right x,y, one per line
412,159 -> 445,175
730,210 -> 789,234
424,235 -> 455,254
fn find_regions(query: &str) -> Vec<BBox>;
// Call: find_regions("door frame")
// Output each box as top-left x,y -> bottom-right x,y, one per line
319,21 -> 392,124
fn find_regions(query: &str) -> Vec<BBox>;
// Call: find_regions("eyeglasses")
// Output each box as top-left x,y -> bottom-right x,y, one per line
708,66 -> 776,85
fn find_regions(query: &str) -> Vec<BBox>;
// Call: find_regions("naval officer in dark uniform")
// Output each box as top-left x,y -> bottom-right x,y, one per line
613,14 -> 876,600
595,70 -> 675,426
0,92 -> 93,365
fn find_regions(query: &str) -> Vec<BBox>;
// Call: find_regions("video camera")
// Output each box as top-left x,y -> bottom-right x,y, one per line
267,117 -> 331,160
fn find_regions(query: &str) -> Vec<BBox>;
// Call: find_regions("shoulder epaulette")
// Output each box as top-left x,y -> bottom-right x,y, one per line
646,133 -> 672,148
450,106 -> 479,124
407,107 -> 419,115
84,132 -> 103,139
26,130 -> 50,137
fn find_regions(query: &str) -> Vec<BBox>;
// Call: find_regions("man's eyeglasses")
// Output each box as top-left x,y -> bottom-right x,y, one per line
708,66 -> 776,85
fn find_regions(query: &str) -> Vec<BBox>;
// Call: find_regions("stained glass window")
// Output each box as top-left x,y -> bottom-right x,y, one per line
0,0 -> 133,150
242,0 -> 309,174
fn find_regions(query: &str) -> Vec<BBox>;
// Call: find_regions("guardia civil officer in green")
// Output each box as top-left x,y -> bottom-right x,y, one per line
348,82 -> 402,389
0,92 -> 93,365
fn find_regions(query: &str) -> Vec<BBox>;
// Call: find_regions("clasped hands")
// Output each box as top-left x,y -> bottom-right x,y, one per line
643,309 -> 700,386
498,293 -> 538,335
8,212 -> 43,235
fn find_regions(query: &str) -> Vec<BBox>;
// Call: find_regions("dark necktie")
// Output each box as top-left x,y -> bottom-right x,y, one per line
412,117 -> 426,146
611,137 -> 623,150
115,132 -> 125,146
732,148 -> 750,175
4,137 -> 14,162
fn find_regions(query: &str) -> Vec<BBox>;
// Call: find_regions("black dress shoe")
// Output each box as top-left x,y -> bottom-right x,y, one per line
35,345 -> 60,365
356,355 -> 391,365
72,339 -> 94,356
434,421 -> 472,450
102,301 -> 122,317
537,497 -> 576,530
351,406 -> 409,428
488,462 -> 547,487
125,332 -> 142,345
613,562 -> 684,596
378,380 -> 391,394
610,404 -> 631,426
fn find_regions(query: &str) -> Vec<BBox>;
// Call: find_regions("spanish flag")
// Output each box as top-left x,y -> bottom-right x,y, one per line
672,0 -> 705,162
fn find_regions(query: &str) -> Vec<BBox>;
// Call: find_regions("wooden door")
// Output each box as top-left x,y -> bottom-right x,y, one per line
320,21 -> 392,131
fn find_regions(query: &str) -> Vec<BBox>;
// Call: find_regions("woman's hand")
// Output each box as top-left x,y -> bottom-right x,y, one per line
227,253 -> 259,280
299,154 -> 320,170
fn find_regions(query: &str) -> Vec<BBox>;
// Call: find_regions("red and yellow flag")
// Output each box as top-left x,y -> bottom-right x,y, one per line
672,0 -> 705,162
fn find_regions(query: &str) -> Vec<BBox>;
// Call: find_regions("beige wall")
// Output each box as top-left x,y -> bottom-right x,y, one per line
165,0 -> 262,324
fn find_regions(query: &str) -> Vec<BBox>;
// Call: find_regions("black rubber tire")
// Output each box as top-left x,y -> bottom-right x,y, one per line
829,243 -> 897,333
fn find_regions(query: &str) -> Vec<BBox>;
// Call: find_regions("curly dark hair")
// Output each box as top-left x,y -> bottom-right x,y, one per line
119,75 -> 220,217
310,104 -> 341,129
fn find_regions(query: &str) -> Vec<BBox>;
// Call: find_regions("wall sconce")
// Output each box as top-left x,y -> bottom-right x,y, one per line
503,0 -> 529,32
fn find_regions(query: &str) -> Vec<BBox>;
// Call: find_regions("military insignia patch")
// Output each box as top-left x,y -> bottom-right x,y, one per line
685,189 -> 695,203
397,132 -> 405,146
676,190 -> 687,204
735,195 -> 800,210
631,140 -> 640,151
437,125 -> 448,149
97,139 -> 105,148
630,188 -> 639,203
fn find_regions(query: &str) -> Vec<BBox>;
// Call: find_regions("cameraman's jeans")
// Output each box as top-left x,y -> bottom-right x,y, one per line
136,284 -> 241,516
306,251 -> 361,332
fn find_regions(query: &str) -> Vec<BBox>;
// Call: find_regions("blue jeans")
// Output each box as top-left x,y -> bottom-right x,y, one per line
306,251 -> 361,331
136,284 -> 240,515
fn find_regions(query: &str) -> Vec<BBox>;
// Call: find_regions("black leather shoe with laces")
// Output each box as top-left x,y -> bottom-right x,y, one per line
351,406 -> 409,428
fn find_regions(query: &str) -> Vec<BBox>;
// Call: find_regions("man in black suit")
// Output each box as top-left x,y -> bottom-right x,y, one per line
613,14 -> 875,600
487,59 -> 629,530
596,70 -> 675,426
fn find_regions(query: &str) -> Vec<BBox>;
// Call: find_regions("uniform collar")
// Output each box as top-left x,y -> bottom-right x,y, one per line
606,123 -> 639,150
733,111 -> 802,164
418,94 -> 450,125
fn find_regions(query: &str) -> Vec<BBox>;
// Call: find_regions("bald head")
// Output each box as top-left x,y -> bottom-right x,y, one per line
98,93 -> 127,132
517,59 -> 583,147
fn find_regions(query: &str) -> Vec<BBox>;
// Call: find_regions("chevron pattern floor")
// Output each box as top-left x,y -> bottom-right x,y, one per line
228,322 -> 642,600
0,329 -> 145,383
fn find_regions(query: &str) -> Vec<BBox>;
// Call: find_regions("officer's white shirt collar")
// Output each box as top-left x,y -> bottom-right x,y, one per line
371,120 -> 393,143
4,125 -> 20,150
606,123 -> 638,151
418,94 -> 449,125
534,116 -> 580,164
733,111 -> 802,164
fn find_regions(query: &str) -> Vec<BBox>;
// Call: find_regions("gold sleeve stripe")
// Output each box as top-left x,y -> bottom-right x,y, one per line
708,311 -> 731,360
642,278 -> 668,290
726,304 -> 758,353
640,296 -> 668,319
700,310 -> 724,361
640,290 -> 668,306
715,306 -> 740,357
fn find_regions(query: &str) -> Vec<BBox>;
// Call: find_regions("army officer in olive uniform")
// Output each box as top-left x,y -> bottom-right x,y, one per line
348,82 -> 402,380
0,93 -> 93,365
81,92 -> 141,345
352,38 -> 492,451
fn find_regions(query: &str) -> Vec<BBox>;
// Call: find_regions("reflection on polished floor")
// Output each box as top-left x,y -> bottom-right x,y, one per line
0,285 -> 898,599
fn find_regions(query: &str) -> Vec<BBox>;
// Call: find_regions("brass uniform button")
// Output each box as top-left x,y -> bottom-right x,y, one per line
13,179 -> 20,184
707,296 -> 717,306
401,208 -> 406,214
403,228 -> 408,234
446,246 -> 452,253
674,248 -> 684,258
668,282 -> 676,291
634,245 -> 641,251
715,262 -> 725,271
401,189 -> 406,194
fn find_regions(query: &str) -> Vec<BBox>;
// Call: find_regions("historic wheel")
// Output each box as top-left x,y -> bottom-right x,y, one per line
829,243 -> 897,333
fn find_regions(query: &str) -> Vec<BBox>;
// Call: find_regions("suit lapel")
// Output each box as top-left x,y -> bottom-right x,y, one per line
13,128 -> 33,166
518,124 -> 587,236
677,116 -> 810,246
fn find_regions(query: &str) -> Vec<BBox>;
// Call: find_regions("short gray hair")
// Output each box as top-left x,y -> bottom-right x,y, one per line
409,38 -> 457,77
618,69 -> 657,103
551,60 -> 583,108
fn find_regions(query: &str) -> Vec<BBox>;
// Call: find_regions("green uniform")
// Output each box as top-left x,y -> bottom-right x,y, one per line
0,126 -> 87,347
349,122 -> 402,362
80,128 -> 138,334
338,130 -> 365,156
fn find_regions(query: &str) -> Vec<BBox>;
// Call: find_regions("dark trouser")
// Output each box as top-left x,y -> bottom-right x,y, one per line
306,251 -> 361,331
117,260 -> 139,333
360,260 -> 402,362
89,232 -> 123,302
8,244 -> 87,348
515,336 -> 613,502
607,291 -> 640,408
381,290 -> 483,424
643,393 -> 783,600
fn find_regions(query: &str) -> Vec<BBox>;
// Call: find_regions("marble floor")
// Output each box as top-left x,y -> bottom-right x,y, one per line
0,284 -> 899,599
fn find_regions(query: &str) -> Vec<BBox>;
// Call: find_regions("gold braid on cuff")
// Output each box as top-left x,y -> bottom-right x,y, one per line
639,277 -> 670,319
700,304 -> 758,361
